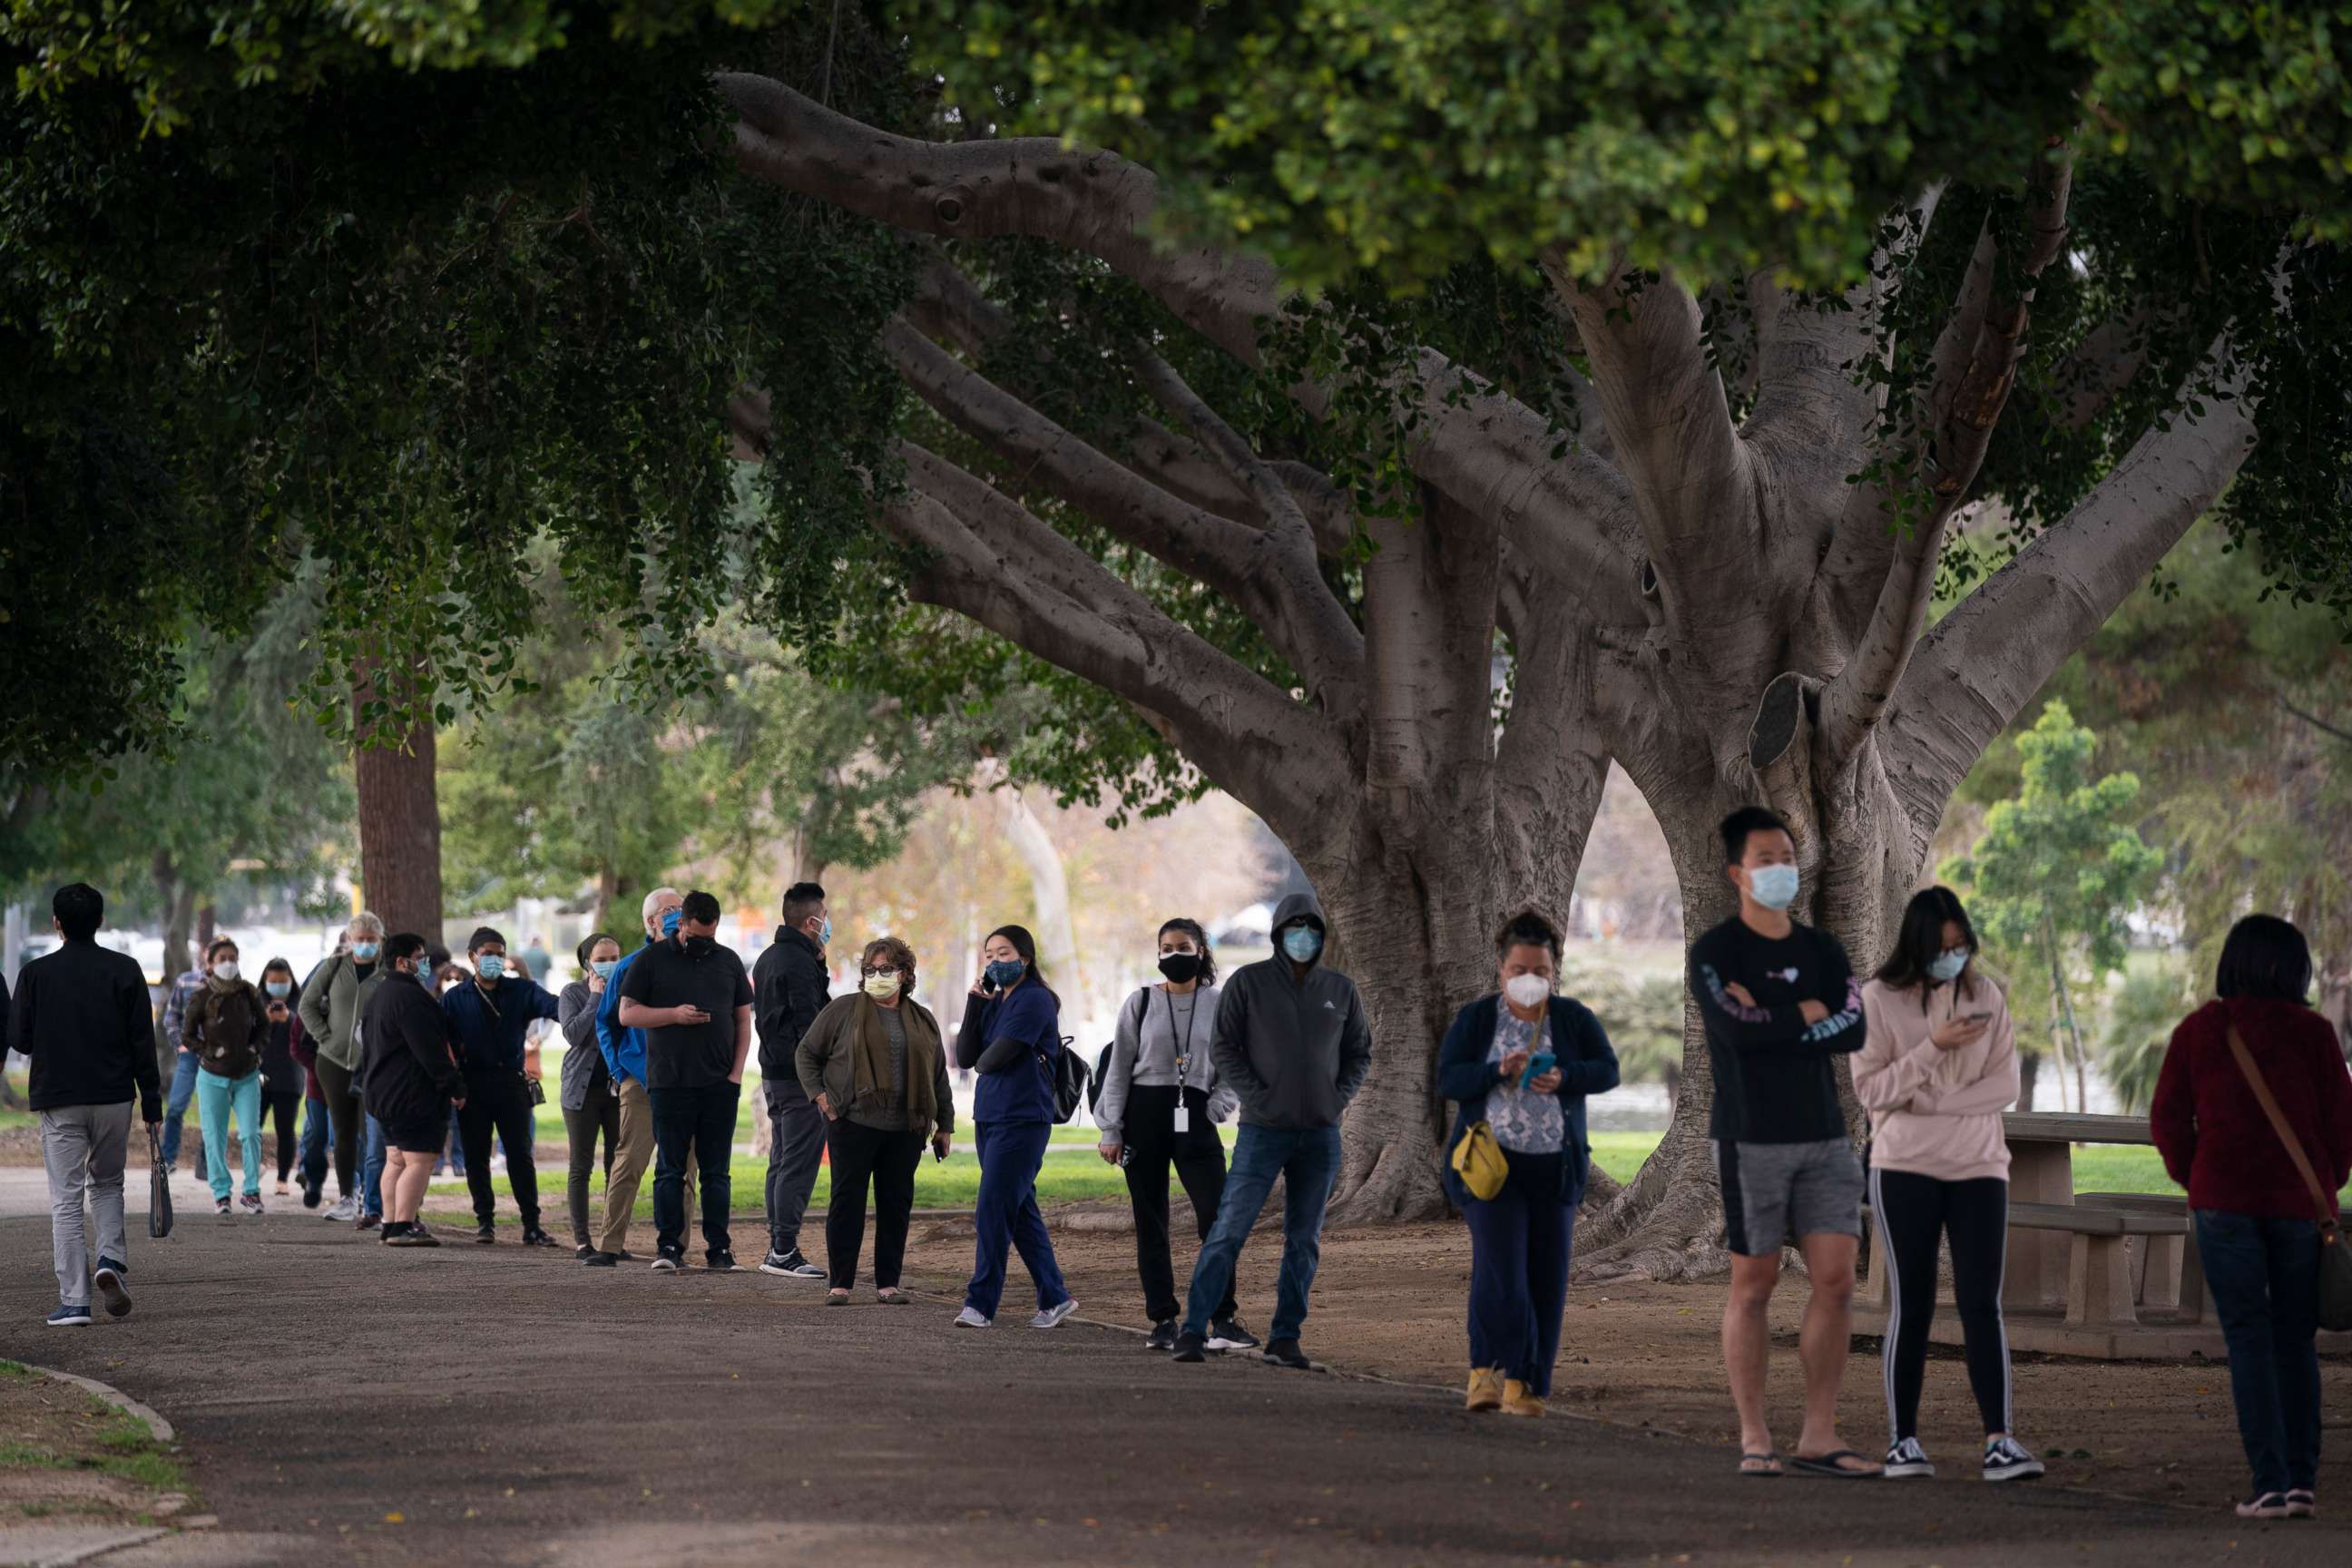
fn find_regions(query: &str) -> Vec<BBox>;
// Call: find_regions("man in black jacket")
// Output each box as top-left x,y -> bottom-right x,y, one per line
12,884 -> 161,1327
752,882 -> 833,1278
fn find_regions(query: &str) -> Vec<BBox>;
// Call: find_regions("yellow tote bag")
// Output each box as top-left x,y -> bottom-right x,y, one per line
1451,1119 -> 1508,1200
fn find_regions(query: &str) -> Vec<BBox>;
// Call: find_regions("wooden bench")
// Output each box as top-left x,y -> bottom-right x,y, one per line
2008,1200 -> 2187,1328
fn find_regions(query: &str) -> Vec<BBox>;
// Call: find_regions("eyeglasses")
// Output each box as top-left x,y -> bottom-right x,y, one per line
860,967 -> 902,979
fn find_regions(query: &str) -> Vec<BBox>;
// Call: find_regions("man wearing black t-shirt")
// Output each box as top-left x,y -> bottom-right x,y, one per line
1689,806 -> 1876,1480
616,890 -> 755,1272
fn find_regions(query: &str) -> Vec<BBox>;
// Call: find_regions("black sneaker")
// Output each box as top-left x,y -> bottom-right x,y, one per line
475,1222 -> 497,1244
1208,1316 -> 1260,1352
1884,1437 -> 1934,1479
379,1220 -> 411,1244
93,1260 -> 132,1319
1171,1330 -> 1208,1364
1261,1338 -> 1313,1370
651,1252 -> 681,1274
356,1212 -> 379,1232
300,1175 -> 322,1210
1983,1436 -> 2044,1483
583,1251 -> 620,1268
575,1243 -> 596,1261
760,1249 -> 826,1279
521,1228 -> 559,1249
707,1250 -> 741,1272
1146,1318 -> 1179,1351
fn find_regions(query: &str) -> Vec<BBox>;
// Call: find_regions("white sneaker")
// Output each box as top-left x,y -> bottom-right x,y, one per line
323,1195 -> 358,1222
953,1307 -> 992,1328
1030,1298 -> 1078,1330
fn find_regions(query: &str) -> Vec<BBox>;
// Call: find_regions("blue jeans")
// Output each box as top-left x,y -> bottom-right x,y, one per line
651,1081 -> 739,1259
161,1051 -> 205,1173
1182,1122 -> 1342,1343
195,1068 -> 263,1202
2195,1210 -> 2323,1495
299,1093 -> 331,1191
965,1121 -> 1069,1319
362,1115 -> 387,1219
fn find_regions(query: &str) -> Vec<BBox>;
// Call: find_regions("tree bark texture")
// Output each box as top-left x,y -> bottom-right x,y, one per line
353,672 -> 444,943
722,84 -> 2266,1245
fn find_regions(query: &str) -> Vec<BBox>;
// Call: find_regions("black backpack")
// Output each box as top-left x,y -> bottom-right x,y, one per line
1042,1033 -> 1087,1123
1087,989 -> 1153,1115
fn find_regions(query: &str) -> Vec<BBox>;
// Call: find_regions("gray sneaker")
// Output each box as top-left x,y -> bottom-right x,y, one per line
1031,1298 -> 1078,1330
953,1306 -> 993,1328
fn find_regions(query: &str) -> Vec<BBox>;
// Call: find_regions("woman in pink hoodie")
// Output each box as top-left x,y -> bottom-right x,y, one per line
1855,887 -> 2043,1485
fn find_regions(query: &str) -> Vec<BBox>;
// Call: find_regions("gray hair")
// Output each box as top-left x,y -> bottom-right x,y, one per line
348,910 -> 386,938
639,886 -> 681,923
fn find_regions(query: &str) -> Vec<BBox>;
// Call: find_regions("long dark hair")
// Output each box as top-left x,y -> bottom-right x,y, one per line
2216,914 -> 2312,1003
1874,887 -> 1980,1010
1156,917 -> 1217,988
985,923 -> 1060,1007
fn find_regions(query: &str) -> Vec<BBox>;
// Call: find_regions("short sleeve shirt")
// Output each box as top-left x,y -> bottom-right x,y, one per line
617,938 -> 754,1089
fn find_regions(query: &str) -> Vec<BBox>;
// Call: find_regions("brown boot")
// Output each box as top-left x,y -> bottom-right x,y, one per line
1465,1367 -> 1504,1413
1500,1378 -> 1546,1417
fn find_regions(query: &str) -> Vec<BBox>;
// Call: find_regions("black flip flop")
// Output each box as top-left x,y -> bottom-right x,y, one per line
1740,1453 -> 1784,1478
1789,1450 -> 1881,1479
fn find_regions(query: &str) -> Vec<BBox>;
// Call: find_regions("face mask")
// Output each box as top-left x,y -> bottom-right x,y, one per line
1928,947 -> 1970,983
1745,864 -> 1800,912
1504,972 -> 1551,1009
591,959 -> 617,979
683,935 -> 716,958
1281,925 -> 1324,964
412,964 -> 434,988
266,981 -> 291,999
212,961 -> 240,983
660,909 -> 682,938
475,954 -> 505,981
863,971 -> 902,1000
818,916 -> 833,947
352,941 -> 380,963
1158,952 -> 1203,985
985,957 -> 1026,989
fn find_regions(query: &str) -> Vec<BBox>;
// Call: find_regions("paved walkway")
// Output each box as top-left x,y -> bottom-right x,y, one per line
3,1200 -> 2341,1565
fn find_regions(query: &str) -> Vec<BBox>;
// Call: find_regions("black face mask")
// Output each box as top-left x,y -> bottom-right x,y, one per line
1157,952 -> 1203,985
682,935 -> 716,958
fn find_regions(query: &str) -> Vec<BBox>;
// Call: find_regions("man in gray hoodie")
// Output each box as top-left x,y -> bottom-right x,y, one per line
1172,891 -> 1371,1368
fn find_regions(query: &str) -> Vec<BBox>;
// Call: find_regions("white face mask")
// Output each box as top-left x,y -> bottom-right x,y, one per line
1503,972 -> 1551,1009
212,960 -> 240,983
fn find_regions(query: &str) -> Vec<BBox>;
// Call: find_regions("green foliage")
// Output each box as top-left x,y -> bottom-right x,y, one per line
2097,960 -> 2195,1113
1563,961 -> 1685,1088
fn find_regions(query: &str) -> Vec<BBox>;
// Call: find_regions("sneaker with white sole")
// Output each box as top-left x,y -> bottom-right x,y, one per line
46,1302 -> 93,1328
93,1260 -> 132,1319
953,1306 -> 993,1328
1207,1316 -> 1259,1352
651,1253 -> 681,1274
1982,1436 -> 2044,1483
239,1191 -> 264,1215
323,1195 -> 358,1222
2285,1488 -> 2316,1519
1883,1437 -> 1935,1479
1031,1298 -> 1078,1329
760,1249 -> 826,1279
2236,1493 -> 2291,1520
215,1197 -> 233,1220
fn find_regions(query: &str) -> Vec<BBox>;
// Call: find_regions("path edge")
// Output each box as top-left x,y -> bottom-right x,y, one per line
23,1363 -> 175,1442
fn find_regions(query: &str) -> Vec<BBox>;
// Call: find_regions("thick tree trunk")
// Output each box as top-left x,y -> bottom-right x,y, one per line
593,865 -> 619,934
353,694 -> 444,942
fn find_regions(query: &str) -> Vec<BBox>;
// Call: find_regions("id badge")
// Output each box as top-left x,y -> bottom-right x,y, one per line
1172,1103 -> 1191,1133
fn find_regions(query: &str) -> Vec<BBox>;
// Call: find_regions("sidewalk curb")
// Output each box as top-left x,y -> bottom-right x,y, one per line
21,1364 -> 175,1443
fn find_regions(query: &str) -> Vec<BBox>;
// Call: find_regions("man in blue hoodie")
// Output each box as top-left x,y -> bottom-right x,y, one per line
583,887 -> 691,1265
1172,891 -> 1371,1369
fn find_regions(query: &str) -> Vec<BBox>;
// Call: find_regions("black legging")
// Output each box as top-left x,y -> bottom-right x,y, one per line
563,1081 -> 622,1248
1871,1167 -> 2013,1442
1119,1084 -> 1235,1324
259,1090 -> 303,1181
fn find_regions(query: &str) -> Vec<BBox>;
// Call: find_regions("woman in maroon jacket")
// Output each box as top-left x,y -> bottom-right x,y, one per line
2151,915 -> 2352,1522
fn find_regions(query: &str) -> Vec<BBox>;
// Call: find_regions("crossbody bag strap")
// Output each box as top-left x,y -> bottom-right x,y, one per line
2226,1024 -> 2338,1230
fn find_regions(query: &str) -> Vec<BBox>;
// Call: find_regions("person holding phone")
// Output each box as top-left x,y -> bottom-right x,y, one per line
1856,887 -> 2042,1485
1095,918 -> 1251,1352
1436,908 -> 1619,1417
951,925 -> 1077,1329
256,958 -> 305,1196
795,936 -> 954,1304
556,934 -> 623,1259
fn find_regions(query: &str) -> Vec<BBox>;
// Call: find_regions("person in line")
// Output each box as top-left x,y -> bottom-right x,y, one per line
289,971 -> 333,1207
520,935 -> 554,985
2151,915 -> 2352,1521
1171,893 -> 1370,1368
556,933 -> 624,1259
615,890 -> 753,1272
584,887 -> 693,1265
442,926 -> 563,1246
297,911 -> 386,1221
257,958 -> 305,1196
754,881 -> 835,1279
13,885 -> 162,1327
1095,918 -> 1253,1351
182,936 -> 268,1218
155,945 -> 209,1183
797,936 -> 955,1304
952,926 -> 1078,1329
1439,909 -> 1619,1418
1854,887 -> 2043,1484
1690,806 -> 1875,1479
361,934 -> 466,1247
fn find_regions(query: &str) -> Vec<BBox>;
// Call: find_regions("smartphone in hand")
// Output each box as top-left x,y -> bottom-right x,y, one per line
1519,1050 -> 1557,1091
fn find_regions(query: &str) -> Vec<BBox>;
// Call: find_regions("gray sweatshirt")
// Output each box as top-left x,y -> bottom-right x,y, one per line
1095,982 -> 1239,1137
1210,892 -> 1373,1131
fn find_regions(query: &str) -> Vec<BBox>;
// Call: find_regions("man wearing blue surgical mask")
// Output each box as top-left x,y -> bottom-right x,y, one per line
1690,805 -> 1873,1481
441,926 -> 563,1246
1170,890 -> 1370,1370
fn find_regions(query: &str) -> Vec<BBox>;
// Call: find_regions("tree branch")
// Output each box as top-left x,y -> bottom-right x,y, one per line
1880,339 -> 2257,839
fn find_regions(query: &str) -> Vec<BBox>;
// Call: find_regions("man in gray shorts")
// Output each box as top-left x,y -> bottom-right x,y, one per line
1690,807 -> 1875,1478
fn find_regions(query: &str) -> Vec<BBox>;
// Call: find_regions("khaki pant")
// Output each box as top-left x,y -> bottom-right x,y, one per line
598,1078 -> 692,1256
